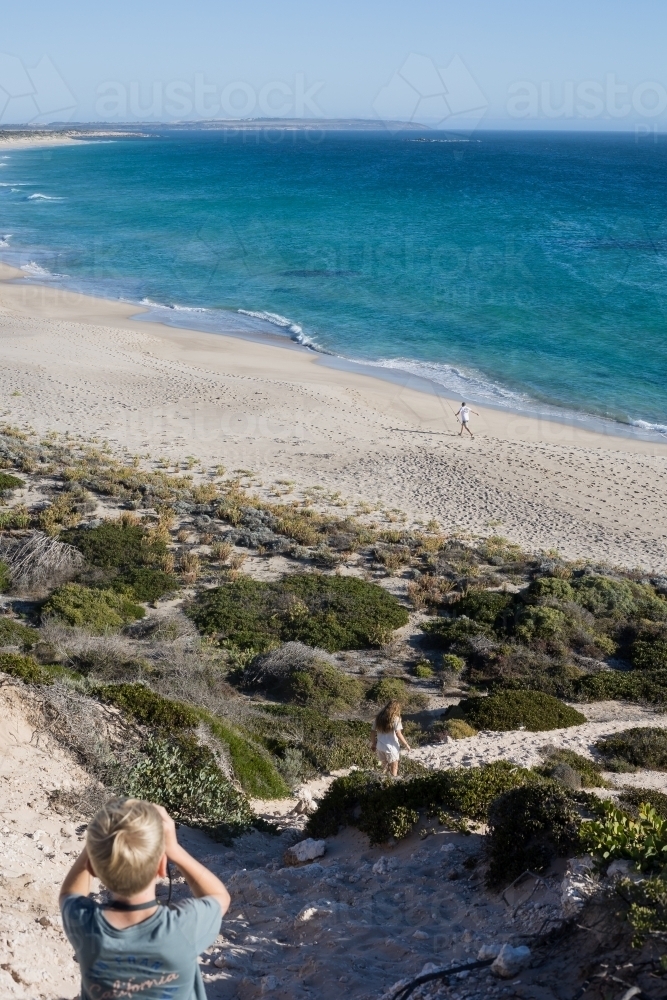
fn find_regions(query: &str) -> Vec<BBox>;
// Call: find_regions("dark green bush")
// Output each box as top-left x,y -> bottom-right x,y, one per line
188,573 -> 408,653
486,784 -> 581,886
0,560 -> 10,593
0,472 -> 25,495
44,583 -> 145,632
249,704 -> 377,776
514,605 -> 571,644
454,590 -> 514,629
64,518 -> 166,571
620,875 -> 667,946
572,575 -> 666,621
0,652 -> 52,685
207,718 -> 288,799
125,734 -> 252,836
619,788 -> 667,820
420,616 -> 491,651
595,728 -> 667,771
453,690 -> 585,731
526,577 -> 575,604
631,638 -> 667,671
575,668 -> 667,705
97,683 -> 200,729
115,568 -> 178,603
534,748 -> 608,788
244,646 -> 364,712
0,617 -> 38,649
307,760 -> 541,843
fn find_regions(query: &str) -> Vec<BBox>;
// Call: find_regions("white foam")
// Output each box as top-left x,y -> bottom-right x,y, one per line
20,261 -> 67,278
238,308 -> 303,336
364,356 -> 531,409
631,418 -> 667,436
140,297 -> 208,314
0,234 -> 11,248
27,193 -> 62,201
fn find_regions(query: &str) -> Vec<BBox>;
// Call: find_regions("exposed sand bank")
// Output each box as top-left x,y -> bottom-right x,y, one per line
0,263 -> 665,570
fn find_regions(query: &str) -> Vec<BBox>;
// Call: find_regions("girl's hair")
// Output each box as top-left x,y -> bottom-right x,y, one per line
87,798 -> 165,896
375,700 -> 401,733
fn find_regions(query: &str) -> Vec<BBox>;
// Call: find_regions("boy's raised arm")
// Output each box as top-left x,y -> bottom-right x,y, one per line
156,806 -> 231,916
59,847 -> 94,904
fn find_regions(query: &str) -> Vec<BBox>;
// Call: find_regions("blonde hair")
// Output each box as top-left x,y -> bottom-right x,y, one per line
375,700 -> 401,734
87,798 -> 165,896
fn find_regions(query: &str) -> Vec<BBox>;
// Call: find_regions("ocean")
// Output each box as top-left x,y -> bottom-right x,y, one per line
0,128 -> 665,436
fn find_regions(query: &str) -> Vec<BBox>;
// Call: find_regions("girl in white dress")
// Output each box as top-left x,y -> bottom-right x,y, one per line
371,700 -> 411,777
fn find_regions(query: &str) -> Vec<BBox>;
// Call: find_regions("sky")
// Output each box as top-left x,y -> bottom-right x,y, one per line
2,0 -> 667,129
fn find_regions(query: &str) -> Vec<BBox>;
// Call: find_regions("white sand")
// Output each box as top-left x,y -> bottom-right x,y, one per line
0,262 -> 665,572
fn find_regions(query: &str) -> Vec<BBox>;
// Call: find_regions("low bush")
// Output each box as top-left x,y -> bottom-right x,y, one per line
0,651 -> 53,685
619,876 -> 667,946
64,517 -> 167,571
307,760 -> 542,843
243,642 -> 363,712
571,575 -> 666,622
207,718 -> 288,799
486,783 -> 581,886
442,718 -> 478,740
115,568 -> 178,603
580,800 -> 667,870
453,590 -> 514,628
526,577 -> 575,604
97,683 -> 200,729
420,616 -> 492,651
249,704 -> 377,776
452,690 -> 586,732
575,668 -> 667,705
124,734 -> 252,837
188,573 -> 408,653
413,662 -> 434,679
514,606 -> 571,644
0,560 -> 10,593
619,788 -> 667,820
44,583 -> 145,632
0,617 -> 38,649
595,728 -> 667,771
631,637 -> 667,671
442,654 -> 465,673
535,748 -> 609,788
0,472 -> 24,496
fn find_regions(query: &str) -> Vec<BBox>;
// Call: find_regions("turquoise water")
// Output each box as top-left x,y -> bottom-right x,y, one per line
1,130 -> 665,434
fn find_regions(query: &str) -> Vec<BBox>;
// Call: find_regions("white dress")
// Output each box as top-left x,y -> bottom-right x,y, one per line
374,720 -> 402,763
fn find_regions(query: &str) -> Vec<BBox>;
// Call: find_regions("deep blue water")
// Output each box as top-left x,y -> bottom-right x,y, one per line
1,129 -> 665,433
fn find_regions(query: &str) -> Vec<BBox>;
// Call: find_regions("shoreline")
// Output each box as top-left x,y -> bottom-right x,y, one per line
0,262 -> 665,570
8,265 -> 666,447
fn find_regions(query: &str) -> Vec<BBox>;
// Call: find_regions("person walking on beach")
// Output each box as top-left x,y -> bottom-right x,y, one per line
371,700 -> 411,777
455,401 -> 479,439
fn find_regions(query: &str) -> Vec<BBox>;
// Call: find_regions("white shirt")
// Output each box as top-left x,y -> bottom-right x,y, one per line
374,719 -> 402,753
460,406 -> 470,422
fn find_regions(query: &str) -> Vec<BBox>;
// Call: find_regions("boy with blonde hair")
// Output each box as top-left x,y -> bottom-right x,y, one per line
59,798 -> 230,1000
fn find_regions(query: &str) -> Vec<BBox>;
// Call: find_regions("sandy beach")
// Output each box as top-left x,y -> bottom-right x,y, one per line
0,262 -> 665,571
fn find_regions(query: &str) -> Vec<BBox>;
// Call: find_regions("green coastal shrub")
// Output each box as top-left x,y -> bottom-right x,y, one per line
571,575 -> 666,621
420,616 -> 491,651
97,683 -> 200,729
0,560 -> 10,593
526,577 -> 575,604
486,783 -> 581,886
125,734 -> 252,836
0,617 -> 39,649
307,760 -> 541,843
0,652 -> 52,685
441,718 -> 478,740
244,644 -> 364,712
620,876 -> 667,946
64,517 -> 167,571
248,704 -> 377,776
580,800 -> 667,870
189,573 -> 408,652
595,727 -> 667,771
413,662 -> 434,679
44,583 -> 145,632
631,638 -> 667,671
452,690 -> 585,732
442,654 -> 465,673
0,472 -> 25,496
207,718 -> 288,799
535,748 -> 609,788
575,668 -> 667,705
515,606 -> 571,644
115,568 -> 178,603
620,788 -> 667,820
454,590 -> 514,628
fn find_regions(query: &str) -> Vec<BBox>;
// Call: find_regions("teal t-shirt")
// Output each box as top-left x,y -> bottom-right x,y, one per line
61,895 -> 222,1000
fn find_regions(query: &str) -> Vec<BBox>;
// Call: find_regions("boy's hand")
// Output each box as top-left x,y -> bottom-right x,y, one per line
154,805 -> 180,859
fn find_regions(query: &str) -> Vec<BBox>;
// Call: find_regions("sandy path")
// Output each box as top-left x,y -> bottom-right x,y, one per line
0,267 -> 665,570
